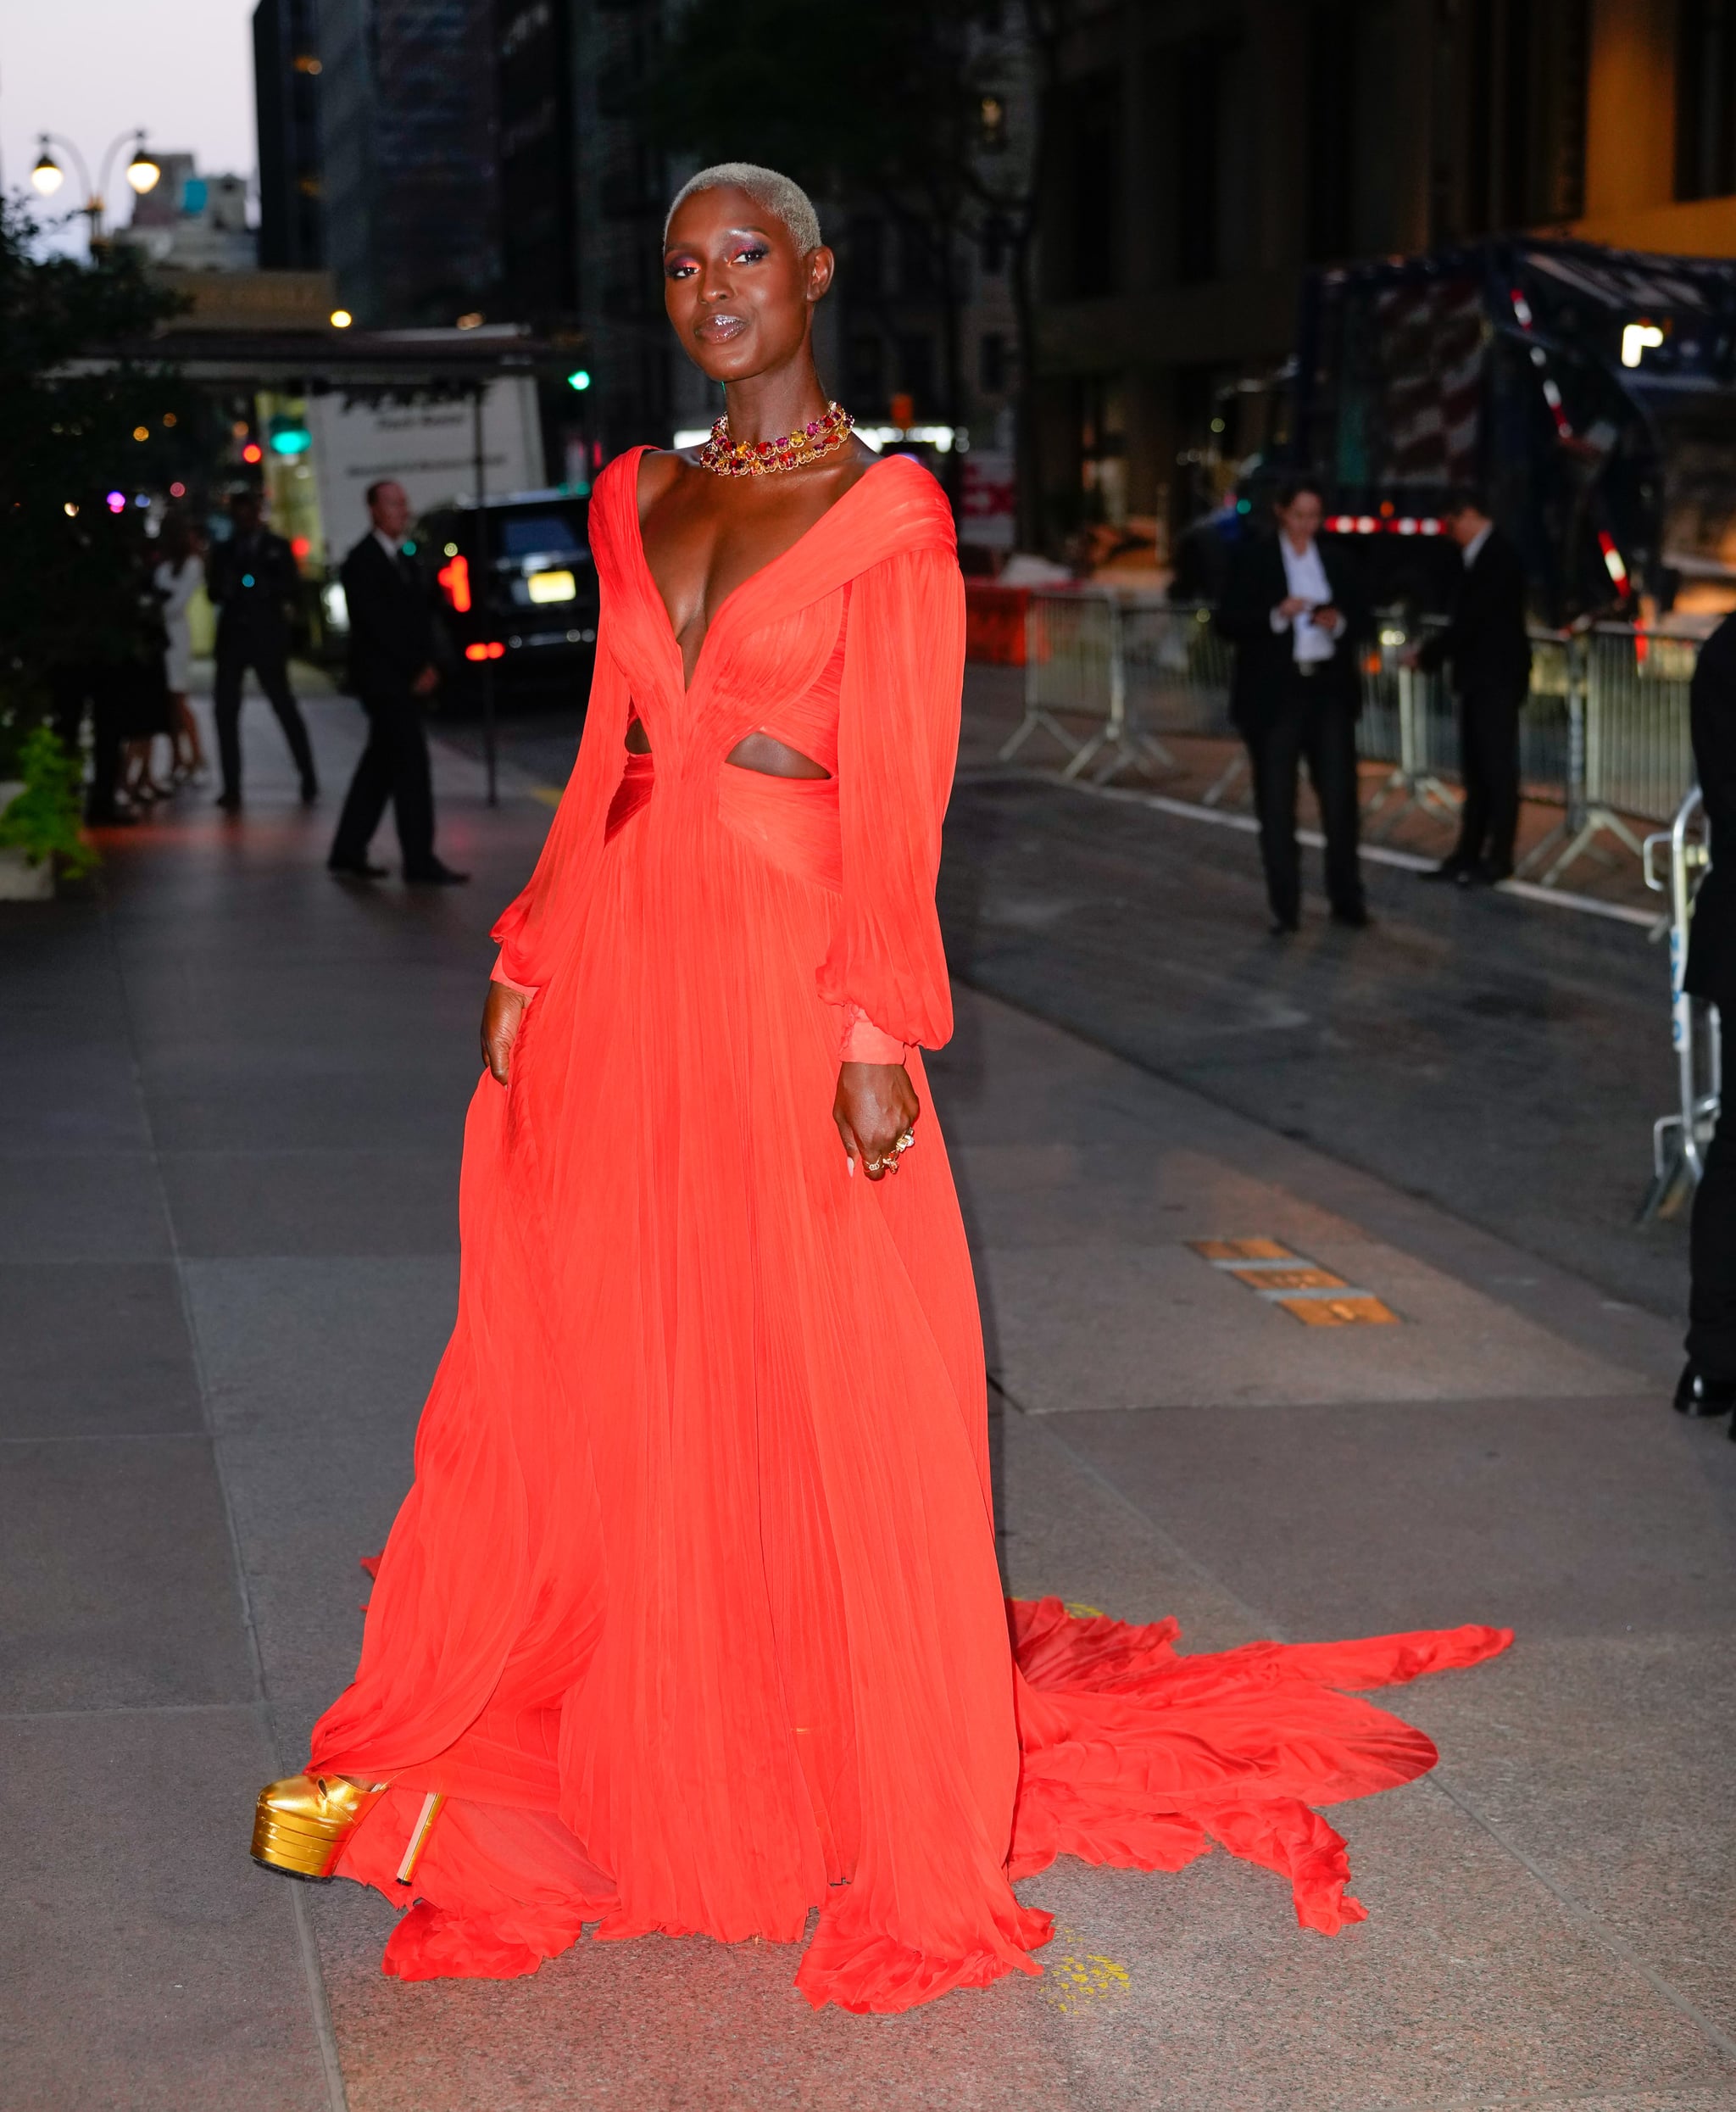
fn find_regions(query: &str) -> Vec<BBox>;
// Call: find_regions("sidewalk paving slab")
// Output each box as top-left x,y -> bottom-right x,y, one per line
3,684 -> 1733,2110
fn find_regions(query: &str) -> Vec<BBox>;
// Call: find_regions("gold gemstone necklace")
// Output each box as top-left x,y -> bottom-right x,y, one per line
696,400 -> 854,478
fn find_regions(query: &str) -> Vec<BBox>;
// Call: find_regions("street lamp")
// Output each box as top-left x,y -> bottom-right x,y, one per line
30,130 -> 162,244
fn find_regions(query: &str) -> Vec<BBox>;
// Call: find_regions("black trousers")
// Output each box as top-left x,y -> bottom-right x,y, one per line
329,688 -> 436,873
1453,683 -> 1524,873
1689,1093 -> 1736,1381
1244,673 -> 1365,924
214,641 -> 316,800
50,663 -> 123,823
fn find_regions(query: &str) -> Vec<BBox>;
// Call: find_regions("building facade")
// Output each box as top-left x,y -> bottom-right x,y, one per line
1037,0 -> 1736,550
309,0 -> 503,326
254,0 -> 325,270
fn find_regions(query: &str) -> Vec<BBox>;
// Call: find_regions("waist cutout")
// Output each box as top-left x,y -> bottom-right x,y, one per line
716,765 -> 842,893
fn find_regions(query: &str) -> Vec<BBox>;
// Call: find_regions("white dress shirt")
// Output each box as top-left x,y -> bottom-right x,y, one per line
374,527 -> 408,565
1271,536 -> 1338,664
1461,521 -> 1493,570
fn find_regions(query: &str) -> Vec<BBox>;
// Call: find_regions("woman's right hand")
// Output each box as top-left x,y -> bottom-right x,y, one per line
481,983 -> 528,1085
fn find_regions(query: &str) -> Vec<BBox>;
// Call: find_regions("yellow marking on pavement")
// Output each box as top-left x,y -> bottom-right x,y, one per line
1189,1238 -> 1402,1325
1280,1293 -> 1400,1326
1042,1930 -> 1132,2015
1190,1235 -> 1293,1262
1063,1602 -> 1105,1619
531,783 -> 562,807
1227,1263 -> 1346,1291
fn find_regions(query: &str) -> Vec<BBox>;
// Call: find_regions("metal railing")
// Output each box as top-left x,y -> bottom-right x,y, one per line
999,589 -> 1710,886
1639,786 -> 1720,1220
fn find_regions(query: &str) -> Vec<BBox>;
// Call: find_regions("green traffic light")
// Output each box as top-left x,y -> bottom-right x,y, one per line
567,369 -> 592,392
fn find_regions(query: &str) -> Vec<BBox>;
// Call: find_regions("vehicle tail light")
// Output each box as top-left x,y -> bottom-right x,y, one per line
437,552 -> 471,612
464,640 -> 506,661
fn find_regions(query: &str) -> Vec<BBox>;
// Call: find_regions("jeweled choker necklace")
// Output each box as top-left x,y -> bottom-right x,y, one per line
697,401 -> 854,477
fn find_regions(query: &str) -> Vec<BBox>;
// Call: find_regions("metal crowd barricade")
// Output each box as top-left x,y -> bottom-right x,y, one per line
996,592 -> 1705,882
999,589 -> 1174,783
1639,784 -> 1719,1221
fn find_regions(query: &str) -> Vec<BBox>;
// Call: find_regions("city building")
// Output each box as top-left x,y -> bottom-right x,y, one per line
115,155 -> 256,273
309,0 -> 503,326
253,0 -> 325,270
1036,0 -> 1736,553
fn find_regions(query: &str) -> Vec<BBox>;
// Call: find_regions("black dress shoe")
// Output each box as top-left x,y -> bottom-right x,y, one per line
1330,903 -> 1371,929
1419,860 -> 1468,883
328,857 -> 388,880
1466,860 -> 1514,886
300,777 -> 320,806
1674,1361 -> 1736,1416
214,790 -> 242,813
404,861 -> 470,886
1268,914 -> 1299,936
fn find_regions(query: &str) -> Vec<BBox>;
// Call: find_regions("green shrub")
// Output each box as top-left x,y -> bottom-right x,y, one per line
0,724 -> 96,877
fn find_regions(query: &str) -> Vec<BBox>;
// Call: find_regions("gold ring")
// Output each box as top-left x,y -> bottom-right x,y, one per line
894,1129 -> 915,1152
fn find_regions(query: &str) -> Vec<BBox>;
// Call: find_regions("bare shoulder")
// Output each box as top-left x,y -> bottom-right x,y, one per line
633,447 -> 690,521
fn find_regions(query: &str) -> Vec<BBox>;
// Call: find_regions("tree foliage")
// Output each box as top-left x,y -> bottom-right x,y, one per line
0,203 -> 194,715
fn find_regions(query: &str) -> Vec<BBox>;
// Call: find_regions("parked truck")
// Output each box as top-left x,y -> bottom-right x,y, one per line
1288,236 -> 1736,624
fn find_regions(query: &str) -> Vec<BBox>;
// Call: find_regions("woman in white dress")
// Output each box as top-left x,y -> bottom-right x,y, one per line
153,515 -> 209,783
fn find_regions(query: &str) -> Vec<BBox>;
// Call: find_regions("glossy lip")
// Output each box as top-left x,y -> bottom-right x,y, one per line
695,312 -> 748,343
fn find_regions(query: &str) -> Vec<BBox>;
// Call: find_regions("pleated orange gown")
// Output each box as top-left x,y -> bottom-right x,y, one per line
307,450 -> 1511,2012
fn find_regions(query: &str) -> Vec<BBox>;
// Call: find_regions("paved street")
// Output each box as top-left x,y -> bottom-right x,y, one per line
4,671 -> 1735,2111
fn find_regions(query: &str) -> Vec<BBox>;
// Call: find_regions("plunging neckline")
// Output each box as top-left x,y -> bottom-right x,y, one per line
628,447 -> 899,694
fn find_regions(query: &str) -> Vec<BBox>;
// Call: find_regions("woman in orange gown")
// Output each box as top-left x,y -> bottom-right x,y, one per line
257,165 -> 1510,2014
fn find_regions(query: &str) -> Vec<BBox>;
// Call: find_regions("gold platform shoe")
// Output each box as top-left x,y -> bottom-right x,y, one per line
252,1773 -> 387,1880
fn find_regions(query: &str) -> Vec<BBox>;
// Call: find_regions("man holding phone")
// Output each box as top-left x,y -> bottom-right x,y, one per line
1218,479 -> 1371,933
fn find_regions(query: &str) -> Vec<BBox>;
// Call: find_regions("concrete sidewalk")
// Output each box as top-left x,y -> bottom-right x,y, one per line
3,683 -> 1734,2111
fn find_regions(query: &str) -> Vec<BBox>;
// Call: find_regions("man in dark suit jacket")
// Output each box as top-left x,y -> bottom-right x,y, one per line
328,480 -> 467,884
1413,490 -> 1532,883
206,488 -> 318,811
1217,478 -> 1372,932
1678,613 -> 1736,1423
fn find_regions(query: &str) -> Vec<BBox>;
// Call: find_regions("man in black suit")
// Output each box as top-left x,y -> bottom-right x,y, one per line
1410,490 -> 1532,884
1678,613 -> 1736,1424
328,480 -> 467,884
206,488 -> 318,811
1217,478 -> 1372,933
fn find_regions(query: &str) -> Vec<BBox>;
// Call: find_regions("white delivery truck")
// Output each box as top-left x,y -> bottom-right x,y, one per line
305,373 -> 545,569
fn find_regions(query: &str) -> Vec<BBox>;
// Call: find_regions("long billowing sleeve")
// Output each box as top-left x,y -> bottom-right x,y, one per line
817,546 -> 965,1050
490,626 -> 632,993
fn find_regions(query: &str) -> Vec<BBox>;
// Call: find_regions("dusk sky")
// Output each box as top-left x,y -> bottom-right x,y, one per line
3,3 -> 258,249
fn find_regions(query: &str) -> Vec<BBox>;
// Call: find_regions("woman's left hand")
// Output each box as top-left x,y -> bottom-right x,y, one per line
833,1062 -> 921,1180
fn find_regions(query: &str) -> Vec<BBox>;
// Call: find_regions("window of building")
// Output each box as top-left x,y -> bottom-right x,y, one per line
1306,3 -> 1359,261
898,334 -> 937,411
1175,35 -> 1224,284
1067,72 -> 1121,298
1456,0 -> 1588,236
849,216 -> 884,298
849,333 -> 886,408
980,332 -> 1010,393
1678,0 -> 1736,198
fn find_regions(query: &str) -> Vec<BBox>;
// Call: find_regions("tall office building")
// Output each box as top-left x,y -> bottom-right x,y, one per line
253,0 -> 324,270
495,0 -> 577,325
314,0 -> 503,326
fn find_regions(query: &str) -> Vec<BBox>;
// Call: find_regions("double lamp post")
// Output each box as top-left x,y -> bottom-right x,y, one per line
31,129 -> 163,243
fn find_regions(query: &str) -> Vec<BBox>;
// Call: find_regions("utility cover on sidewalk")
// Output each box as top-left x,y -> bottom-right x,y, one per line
1188,1237 -> 1401,1326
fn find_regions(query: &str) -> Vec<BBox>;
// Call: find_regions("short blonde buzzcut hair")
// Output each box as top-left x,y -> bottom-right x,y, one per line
664,162 -> 822,254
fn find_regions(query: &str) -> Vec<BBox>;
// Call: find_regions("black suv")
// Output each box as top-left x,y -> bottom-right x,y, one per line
413,489 -> 597,705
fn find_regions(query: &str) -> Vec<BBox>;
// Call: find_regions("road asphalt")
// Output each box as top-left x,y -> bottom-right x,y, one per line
2,669 -> 1732,2112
